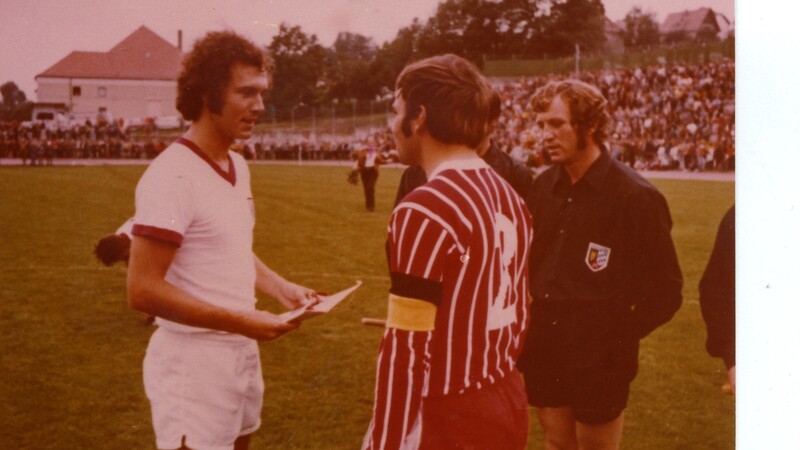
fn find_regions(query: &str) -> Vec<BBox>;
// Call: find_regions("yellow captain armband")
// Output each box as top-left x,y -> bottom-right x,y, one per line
386,294 -> 437,331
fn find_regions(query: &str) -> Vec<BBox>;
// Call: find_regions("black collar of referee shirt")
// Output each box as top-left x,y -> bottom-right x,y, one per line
481,140 -> 503,165
551,147 -> 612,194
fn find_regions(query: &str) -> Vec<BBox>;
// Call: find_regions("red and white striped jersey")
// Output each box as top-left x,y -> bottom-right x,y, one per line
363,158 -> 533,450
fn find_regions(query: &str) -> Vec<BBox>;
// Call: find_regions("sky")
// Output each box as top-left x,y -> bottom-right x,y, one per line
2,0 -> 734,100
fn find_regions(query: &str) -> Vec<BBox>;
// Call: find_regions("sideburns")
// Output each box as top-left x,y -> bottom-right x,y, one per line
401,104 -> 421,138
577,131 -> 587,150
401,115 -> 413,137
400,98 -> 423,137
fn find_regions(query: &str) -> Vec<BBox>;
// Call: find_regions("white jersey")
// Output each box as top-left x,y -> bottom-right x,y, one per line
132,138 -> 256,334
116,217 -> 134,237
365,149 -> 378,168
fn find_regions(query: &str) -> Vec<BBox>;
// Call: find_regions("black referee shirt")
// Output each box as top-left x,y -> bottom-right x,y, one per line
526,151 -> 682,343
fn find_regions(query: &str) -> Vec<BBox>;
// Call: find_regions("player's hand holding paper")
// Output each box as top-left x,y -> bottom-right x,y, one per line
279,281 -> 362,323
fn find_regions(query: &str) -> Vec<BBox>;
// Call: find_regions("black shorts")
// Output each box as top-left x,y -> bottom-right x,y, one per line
522,361 -> 629,425
520,300 -> 637,425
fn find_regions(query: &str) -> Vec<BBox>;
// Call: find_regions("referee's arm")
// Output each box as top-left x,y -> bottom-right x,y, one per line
630,188 -> 684,339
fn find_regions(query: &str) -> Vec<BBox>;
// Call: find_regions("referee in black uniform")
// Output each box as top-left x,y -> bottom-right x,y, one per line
517,79 -> 683,450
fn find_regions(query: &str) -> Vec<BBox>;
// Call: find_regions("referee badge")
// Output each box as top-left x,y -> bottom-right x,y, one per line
585,242 -> 611,272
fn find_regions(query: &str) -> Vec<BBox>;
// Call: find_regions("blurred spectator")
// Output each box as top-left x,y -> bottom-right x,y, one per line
356,138 -> 386,211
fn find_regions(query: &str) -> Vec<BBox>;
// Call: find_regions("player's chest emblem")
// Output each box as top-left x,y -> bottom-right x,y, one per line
585,242 -> 611,272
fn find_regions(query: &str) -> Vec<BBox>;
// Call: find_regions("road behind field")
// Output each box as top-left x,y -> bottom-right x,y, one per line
0,158 -> 735,182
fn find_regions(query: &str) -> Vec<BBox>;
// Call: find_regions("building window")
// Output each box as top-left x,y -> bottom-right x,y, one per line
72,86 -> 81,96
98,87 -> 107,98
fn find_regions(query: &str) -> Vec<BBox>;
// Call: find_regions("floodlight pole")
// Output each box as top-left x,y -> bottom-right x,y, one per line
291,104 -> 299,132
385,100 -> 390,130
292,104 -> 302,165
352,99 -> 357,136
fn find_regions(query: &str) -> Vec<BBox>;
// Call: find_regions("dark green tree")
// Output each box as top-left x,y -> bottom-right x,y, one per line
266,23 -> 330,117
496,0 -> 545,58
415,0 -> 508,64
326,32 -> 378,102
411,0 -> 605,61
623,7 -> 661,50
539,0 -> 606,58
415,0 -> 477,60
368,20 -> 424,97
459,0 -> 506,61
1,82 -> 29,121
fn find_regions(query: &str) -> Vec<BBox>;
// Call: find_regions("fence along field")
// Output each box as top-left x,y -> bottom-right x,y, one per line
0,164 -> 734,449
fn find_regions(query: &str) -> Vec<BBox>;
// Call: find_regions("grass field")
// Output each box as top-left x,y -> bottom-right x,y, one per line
0,164 -> 734,449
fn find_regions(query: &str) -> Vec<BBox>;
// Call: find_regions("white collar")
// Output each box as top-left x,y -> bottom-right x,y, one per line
429,157 -> 489,179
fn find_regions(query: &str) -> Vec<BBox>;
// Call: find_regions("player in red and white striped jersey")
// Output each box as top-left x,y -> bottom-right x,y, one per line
362,54 -> 533,450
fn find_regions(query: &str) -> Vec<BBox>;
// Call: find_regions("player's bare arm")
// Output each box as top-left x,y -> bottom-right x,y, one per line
127,236 -> 298,340
253,254 -> 318,310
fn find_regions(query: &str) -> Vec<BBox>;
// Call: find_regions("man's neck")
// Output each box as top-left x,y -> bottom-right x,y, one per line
476,137 -> 492,158
420,138 -> 482,179
564,143 -> 602,184
182,119 -> 233,165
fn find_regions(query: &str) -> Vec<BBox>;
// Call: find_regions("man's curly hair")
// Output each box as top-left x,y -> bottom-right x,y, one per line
176,31 -> 270,121
530,79 -> 609,149
94,234 -> 131,267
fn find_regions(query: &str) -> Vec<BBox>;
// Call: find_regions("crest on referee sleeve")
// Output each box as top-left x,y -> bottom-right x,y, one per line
585,242 -> 611,272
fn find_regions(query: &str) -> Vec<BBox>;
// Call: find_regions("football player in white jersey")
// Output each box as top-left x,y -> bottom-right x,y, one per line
127,31 -> 318,450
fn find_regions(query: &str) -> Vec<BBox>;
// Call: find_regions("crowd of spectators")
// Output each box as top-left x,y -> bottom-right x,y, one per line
2,59 -> 734,172
0,119 -> 393,165
494,58 -> 735,172
0,120 -> 169,165
234,128 -> 397,162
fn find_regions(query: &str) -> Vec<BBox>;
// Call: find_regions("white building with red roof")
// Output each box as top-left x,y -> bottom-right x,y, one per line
35,26 -> 183,123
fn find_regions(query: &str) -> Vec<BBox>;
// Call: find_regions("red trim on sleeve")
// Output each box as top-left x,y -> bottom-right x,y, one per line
131,224 -> 183,247
176,137 -> 236,186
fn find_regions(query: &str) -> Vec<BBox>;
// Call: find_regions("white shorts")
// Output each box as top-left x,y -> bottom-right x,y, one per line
143,328 -> 264,450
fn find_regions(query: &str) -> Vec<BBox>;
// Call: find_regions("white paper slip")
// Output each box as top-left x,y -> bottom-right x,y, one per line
279,280 -> 362,323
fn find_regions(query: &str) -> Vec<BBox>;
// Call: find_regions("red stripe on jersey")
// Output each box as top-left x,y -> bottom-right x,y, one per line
435,168 -> 530,394
363,329 -> 430,450
176,137 -> 236,186
365,165 -> 531,447
131,224 -> 183,246
470,170 -> 506,379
